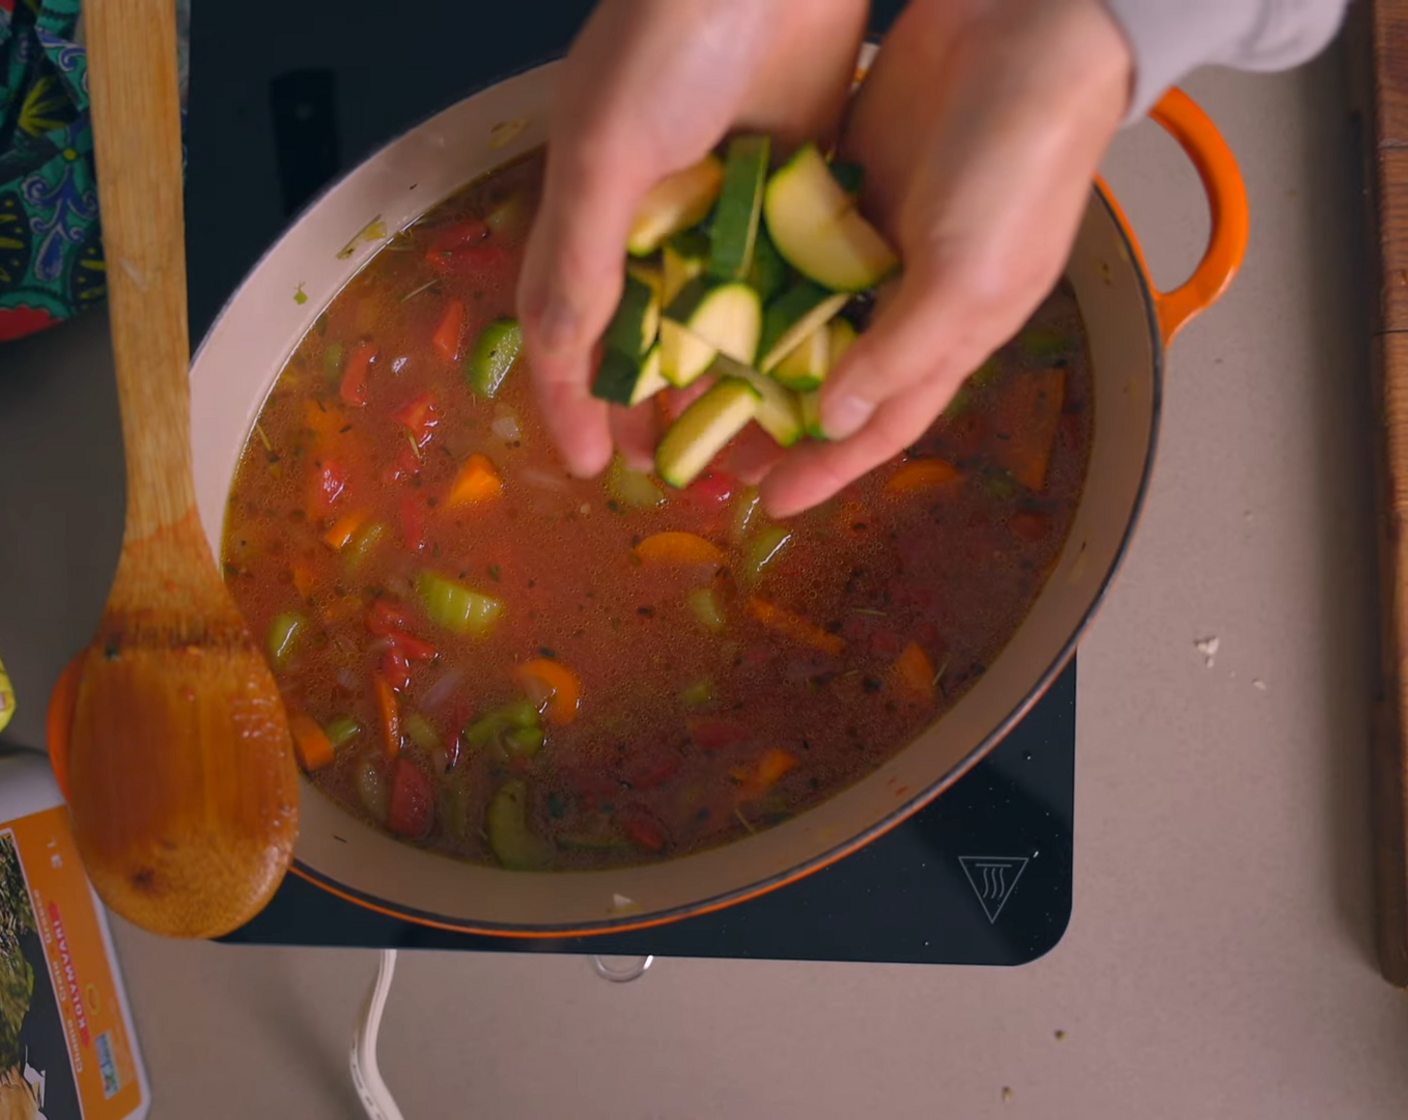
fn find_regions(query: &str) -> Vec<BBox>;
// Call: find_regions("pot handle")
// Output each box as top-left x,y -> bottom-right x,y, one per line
1141,88 -> 1250,345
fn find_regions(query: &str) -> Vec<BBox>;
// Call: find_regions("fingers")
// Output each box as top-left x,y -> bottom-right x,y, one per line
761,372 -> 960,518
609,399 -> 659,473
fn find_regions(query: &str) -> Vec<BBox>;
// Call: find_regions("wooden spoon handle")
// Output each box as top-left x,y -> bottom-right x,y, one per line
86,0 -> 195,543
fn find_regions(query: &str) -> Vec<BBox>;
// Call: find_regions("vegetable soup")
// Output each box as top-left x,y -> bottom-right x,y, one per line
222,148 -> 1093,871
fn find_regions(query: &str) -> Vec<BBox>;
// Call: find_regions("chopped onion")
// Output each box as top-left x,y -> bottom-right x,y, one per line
518,466 -> 571,493
491,405 -> 521,441
419,666 -> 466,714
336,667 -> 360,692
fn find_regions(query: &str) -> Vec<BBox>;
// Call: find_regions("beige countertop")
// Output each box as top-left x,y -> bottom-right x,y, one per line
2,43 -> 1406,1119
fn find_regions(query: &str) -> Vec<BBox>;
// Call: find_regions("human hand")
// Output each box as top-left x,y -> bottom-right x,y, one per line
758,0 -> 1132,516
517,0 -> 869,478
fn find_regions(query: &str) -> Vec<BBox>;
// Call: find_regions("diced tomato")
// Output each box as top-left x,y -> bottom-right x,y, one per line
398,493 -> 428,553
425,242 -> 511,278
561,765 -> 622,806
616,806 -> 668,853
687,716 -> 753,753
392,392 -> 440,448
381,645 -> 412,692
387,628 -> 437,661
427,218 -> 488,255
1009,510 -> 1052,542
309,459 -> 348,516
381,440 -> 422,484
339,341 -> 377,407
388,757 -> 435,840
366,599 -> 413,636
687,470 -> 735,506
620,746 -> 684,790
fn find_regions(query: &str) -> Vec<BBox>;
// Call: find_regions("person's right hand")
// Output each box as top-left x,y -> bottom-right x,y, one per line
517,0 -> 869,479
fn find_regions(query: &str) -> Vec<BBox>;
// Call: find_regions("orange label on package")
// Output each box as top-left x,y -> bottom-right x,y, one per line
0,805 -> 146,1119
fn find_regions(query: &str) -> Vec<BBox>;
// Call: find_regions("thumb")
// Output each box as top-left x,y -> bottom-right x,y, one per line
517,136 -> 648,477
818,273 -> 978,441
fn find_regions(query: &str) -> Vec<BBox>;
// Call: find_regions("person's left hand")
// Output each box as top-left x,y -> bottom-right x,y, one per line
750,0 -> 1132,515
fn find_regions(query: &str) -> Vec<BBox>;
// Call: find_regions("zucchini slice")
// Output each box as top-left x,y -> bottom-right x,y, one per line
663,229 -> 710,305
763,143 -> 898,292
592,343 -> 668,407
660,319 -> 718,388
628,154 -> 725,256
800,390 -> 826,441
757,280 -> 847,373
747,226 -> 788,304
656,377 -> 761,488
770,325 -> 830,392
709,134 -> 770,281
663,277 -> 763,366
603,266 -> 662,358
828,316 -> 858,363
713,357 -> 804,448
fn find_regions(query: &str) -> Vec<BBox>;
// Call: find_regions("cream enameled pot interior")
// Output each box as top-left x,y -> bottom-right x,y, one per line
189,59 -> 1158,931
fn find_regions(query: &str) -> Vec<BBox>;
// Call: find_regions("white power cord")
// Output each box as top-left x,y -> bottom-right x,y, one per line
351,950 -> 405,1120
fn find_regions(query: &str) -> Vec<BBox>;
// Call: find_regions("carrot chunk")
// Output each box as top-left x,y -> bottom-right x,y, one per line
446,453 -> 503,506
372,672 -> 401,761
515,658 -> 582,726
886,459 -> 960,493
635,531 -> 725,566
892,641 -> 936,701
289,711 -> 336,772
746,597 -> 845,657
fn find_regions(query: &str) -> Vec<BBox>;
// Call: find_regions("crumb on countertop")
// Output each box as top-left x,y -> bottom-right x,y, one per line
1195,635 -> 1220,668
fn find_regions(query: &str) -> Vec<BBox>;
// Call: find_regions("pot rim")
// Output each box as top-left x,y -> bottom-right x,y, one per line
275,179 -> 1165,939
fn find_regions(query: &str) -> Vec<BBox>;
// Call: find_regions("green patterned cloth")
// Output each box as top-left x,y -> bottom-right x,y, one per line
0,0 -> 103,342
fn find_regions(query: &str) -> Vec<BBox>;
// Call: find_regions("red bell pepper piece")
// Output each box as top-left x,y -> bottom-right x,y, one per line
388,757 -> 435,840
616,806 -> 668,853
380,645 -> 412,692
430,301 -> 466,363
308,459 -> 348,516
426,242 -> 511,278
339,341 -> 378,407
392,391 -> 440,448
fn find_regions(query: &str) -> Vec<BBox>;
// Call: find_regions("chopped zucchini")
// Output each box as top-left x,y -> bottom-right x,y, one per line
628,154 -> 725,256
763,143 -> 899,292
800,390 -> 826,440
663,229 -> 710,305
324,716 -> 362,750
709,134 -> 770,281
829,317 -> 858,364
663,278 -> 763,366
486,780 -> 553,870
656,377 -> 761,489
687,587 -> 727,632
712,356 -> 804,448
606,456 -> 667,509
402,711 -> 441,753
747,227 -> 788,303
757,280 -> 848,373
266,611 -> 305,670
416,570 -> 503,637
467,318 -> 522,398
593,343 -> 668,406
679,677 -> 717,706
603,267 -> 662,358
659,319 -> 718,388
770,325 -> 831,392
744,525 -> 793,584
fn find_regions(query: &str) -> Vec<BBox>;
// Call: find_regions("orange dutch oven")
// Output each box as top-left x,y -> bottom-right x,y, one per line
49,53 -> 1248,938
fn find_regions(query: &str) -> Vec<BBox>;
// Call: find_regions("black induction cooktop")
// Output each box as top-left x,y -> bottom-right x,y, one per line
196,0 -> 1076,966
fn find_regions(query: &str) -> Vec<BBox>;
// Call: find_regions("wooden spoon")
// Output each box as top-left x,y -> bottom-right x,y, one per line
64,0 -> 300,938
